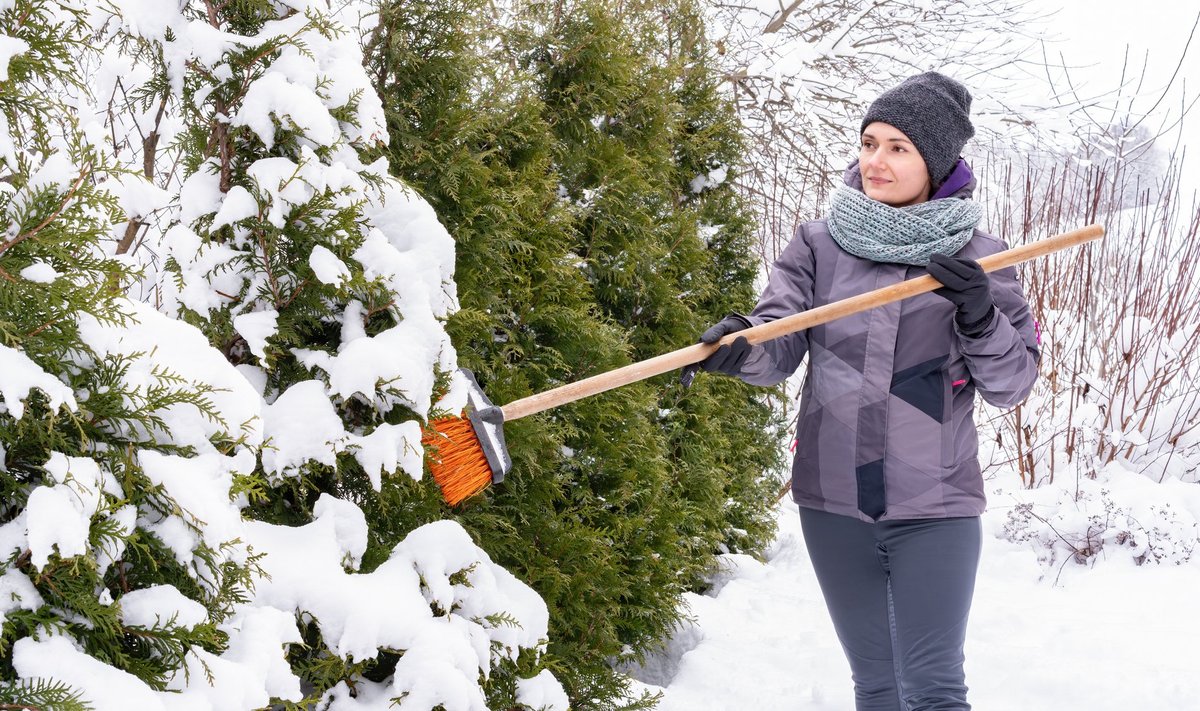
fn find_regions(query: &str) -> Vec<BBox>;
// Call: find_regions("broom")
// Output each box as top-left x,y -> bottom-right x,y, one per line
423,224 -> 1105,505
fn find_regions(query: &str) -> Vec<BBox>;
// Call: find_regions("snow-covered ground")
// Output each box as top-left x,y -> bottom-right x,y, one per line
627,492 -> 1200,710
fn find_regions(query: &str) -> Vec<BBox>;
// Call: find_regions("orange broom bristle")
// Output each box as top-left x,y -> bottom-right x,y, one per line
422,414 -> 495,506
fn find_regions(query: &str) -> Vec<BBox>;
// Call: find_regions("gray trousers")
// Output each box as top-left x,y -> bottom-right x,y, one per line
798,507 -> 981,711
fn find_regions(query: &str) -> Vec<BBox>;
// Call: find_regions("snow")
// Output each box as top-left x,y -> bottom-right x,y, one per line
161,223 -> 247,316
517,670 -> 571,711
111,173 -> 172,219
359,181 -> 459,320
245,155 -> 315,228
119,584 -> 209,629
138,449 -> 252,562
24,484 -> 93,570
0,567 -> 44,629
260,379 -> 347,478
689,165 -> 729,193
0,108 -> 14,171
181,18 -> 249,70
626,483 -> 1200,710
0,33 -> 28,81
178,162 -> 224,224
210,185 -> 258,230
25,454 -> 114,570
234,71 -> 340,149
175,606 -> 305,707
242,498 -> 552,706
310,244 -> 351,286
20,260 -> 59,282
76,299 -> 264,451
298,320 -> 443,418
349,421 -> 425,489
0,31 -> 25,169
0,343 -> 77,419
14,636 -> 169,711
233,308 -> 279,361
99,0 -> 182,42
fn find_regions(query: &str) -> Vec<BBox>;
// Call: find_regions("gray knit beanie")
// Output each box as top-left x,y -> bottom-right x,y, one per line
860,72 -> 974,185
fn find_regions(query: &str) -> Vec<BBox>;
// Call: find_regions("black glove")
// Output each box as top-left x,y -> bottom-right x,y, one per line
927,253 -> 995,337
680,313 -> 753,387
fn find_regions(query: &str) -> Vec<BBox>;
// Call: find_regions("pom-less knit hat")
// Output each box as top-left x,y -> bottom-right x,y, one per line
860,71 -> 974,185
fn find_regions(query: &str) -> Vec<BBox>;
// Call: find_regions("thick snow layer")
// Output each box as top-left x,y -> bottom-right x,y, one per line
178,162 -> 223,224
19,261 -> 59,283
359,181 -> 459,320
161,223 -> 247,317
261,379 -> 347,477
234,71 -> 340,150
310,244 -> 351,286
24,485 -> 92,570
243,497 -> 552,707
16,613 -> 300,711
349,420 -> 425,488
99,0 -> 181,42
24,454 -> 116,571
233,309 -> 279,361
119,584 -> 209,629
517,669 -> 571,710
0,568 -> 44,629
77,299 -> 264,451
111,173 -> 172,219
138,449 -> 252,565
245,155 -> 314,228
167,606 -> 304,708
297,320 -> 441,418
210,185 -> 258,230
0,343 -> 77,419
14,635 -> 169,711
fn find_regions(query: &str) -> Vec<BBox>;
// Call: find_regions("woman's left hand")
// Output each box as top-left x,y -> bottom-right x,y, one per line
927,253 -> 995,336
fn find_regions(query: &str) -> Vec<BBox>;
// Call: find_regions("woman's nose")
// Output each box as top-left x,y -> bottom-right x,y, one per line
865,151 -> 886,171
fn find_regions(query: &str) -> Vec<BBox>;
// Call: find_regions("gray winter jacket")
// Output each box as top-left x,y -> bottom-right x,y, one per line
738,167 -> 1039,521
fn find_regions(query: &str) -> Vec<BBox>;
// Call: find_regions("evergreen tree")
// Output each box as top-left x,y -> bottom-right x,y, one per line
0,1 -> 255,704
369,0 -> 784,706
94,0 -> 565,705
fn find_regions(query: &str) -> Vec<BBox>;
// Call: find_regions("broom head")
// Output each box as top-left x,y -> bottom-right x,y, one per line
422,369 -> 511,506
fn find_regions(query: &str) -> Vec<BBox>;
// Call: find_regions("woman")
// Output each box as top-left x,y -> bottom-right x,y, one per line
686,72 -> 1040,710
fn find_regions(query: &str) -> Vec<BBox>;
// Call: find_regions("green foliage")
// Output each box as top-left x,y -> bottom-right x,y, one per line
127,0 -> 550,703
0,677 -> 93,711
0,0 -> 257,700
368,0 -> 785,707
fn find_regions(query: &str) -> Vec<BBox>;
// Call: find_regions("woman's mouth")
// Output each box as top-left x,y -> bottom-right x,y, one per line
867,177 -> 890,185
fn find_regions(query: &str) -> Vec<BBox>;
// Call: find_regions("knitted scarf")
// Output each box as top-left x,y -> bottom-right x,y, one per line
826,185 -> 982,266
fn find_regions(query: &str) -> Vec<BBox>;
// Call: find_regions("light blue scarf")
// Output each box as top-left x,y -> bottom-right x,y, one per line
827,186 -> 982,266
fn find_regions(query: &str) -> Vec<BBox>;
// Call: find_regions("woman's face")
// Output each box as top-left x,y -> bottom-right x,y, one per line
858,122 -> 932,207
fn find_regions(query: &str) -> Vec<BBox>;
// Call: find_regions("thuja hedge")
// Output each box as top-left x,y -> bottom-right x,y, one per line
367,1 -> 786,707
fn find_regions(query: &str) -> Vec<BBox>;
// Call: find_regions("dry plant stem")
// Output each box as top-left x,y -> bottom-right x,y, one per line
115,93 -> 170,255
977,141 -> 1200,488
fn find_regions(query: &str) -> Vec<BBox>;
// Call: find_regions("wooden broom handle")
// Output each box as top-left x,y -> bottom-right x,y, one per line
501,224 -> 1104,421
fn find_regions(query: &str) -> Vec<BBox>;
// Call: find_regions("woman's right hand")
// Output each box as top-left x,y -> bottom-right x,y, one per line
679,313 -> 753,387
